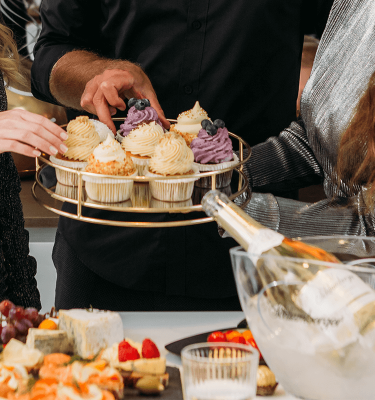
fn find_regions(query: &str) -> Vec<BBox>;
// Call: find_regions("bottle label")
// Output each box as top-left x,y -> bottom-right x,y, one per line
247,229 -> 284,264
296,268 -> 375,348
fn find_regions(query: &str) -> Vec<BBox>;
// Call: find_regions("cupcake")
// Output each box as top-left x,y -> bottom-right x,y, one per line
83,135 -> 136,203
121,121 -> 164,176
146,132 -> 199,202
190,119 -> 238,188
170,101 -> 210,146
90,119 -> 115,142
50,116 -> 101,186
117,98 -> 163,141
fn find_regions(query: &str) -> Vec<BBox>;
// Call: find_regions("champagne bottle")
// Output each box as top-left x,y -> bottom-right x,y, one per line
202,190 -> 375,348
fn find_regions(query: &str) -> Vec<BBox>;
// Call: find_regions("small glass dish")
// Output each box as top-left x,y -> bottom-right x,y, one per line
181,342 -> 259,400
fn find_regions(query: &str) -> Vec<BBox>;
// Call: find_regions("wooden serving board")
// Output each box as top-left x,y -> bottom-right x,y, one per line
123,366 -> 183,399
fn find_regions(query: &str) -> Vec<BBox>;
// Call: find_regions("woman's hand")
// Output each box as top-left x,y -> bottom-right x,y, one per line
80,67 -> 170,133
0,109 -> 68,157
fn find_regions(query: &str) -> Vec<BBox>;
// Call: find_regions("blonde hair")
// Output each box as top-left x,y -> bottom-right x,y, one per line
0,23 -> 25,86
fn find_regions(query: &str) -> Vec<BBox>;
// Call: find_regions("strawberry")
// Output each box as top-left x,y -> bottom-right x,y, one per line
142,338 -> 160,359
118,340 -> 140,362
207,331 -> 227,343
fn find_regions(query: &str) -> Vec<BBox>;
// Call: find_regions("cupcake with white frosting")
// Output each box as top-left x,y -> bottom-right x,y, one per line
121,121 -> 164,176
170,101 -> 210,146
50,116 -> 101,186
83,135 -> 136,203
146,132 -> 199,201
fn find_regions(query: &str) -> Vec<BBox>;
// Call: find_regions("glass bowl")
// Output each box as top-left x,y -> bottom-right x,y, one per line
230,235 -> 375,400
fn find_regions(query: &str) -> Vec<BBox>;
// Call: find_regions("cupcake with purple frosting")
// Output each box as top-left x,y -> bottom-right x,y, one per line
190,119 -> 239,188
116,98 -> 163,141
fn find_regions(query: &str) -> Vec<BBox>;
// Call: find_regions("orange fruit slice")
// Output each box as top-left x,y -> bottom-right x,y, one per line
38,319 -> 58,330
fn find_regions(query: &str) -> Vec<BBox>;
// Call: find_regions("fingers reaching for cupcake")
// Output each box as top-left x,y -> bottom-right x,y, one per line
80,68 -> 169,133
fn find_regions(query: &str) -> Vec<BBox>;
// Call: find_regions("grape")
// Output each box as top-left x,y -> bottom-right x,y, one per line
0,300 -> 15,317
9,306 -> 25,321
1,325 -> 16,344
16,334 -> 27,344
15,319 -> 32,335
24,308 -> 38,323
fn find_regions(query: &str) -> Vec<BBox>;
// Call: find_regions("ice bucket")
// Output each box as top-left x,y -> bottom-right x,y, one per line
230,235 -> 375,400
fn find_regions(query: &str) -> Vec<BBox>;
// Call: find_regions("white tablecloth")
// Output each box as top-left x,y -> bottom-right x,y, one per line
119,311 -> 296,399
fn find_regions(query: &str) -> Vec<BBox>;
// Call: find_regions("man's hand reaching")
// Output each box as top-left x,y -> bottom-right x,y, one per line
80,67 -> 170,133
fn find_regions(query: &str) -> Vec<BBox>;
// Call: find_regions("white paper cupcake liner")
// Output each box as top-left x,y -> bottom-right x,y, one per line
50,155 -> 88,187
146,165 -> 199,202
82,171 -> 137,203
193,153 -> 239,188
116,131 -> 124,143
129,156 -> 150,176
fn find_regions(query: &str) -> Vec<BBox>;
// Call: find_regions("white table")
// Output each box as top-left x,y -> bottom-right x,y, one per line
119,311 -> 296,399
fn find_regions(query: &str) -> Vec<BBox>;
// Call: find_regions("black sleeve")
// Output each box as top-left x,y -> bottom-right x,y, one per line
302,0 -> 335,38
31,0 -> 101,104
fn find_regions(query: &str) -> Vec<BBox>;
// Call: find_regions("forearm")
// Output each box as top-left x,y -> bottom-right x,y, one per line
244,120 -> 323,191
243,191 -> 375,237
49,50 -> 136,109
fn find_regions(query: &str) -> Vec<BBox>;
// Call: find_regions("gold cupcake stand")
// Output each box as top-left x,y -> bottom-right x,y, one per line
32,119 -> 251,228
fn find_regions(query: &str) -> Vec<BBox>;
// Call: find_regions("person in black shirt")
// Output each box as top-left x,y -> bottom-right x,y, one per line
31,0 -> 333,311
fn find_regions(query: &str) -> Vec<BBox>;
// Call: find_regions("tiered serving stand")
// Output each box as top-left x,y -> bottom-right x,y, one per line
32,119 -> 251,228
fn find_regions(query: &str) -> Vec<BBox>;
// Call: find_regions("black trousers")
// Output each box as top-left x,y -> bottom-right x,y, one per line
52,230 -> 242,312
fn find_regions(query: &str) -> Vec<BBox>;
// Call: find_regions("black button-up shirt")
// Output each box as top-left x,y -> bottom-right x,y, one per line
32,0 -> 332,146
31,0 -> 332,300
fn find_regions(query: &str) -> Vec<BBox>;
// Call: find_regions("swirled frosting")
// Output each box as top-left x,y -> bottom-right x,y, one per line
85,135 -> 135,176
92,135 -> 126,163
119,106 -> 163,137
122,121 -> 164,157
172,101 -> 209,135
190,126 -> 233,164
64,116 -> 101,161
149,132 -> 194,175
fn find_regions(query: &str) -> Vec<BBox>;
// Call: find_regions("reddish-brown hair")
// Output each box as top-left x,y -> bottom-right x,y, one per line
337,70 -> 375,205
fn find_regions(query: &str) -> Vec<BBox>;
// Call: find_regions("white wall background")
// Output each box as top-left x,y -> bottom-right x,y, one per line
29,242 -> 56,313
